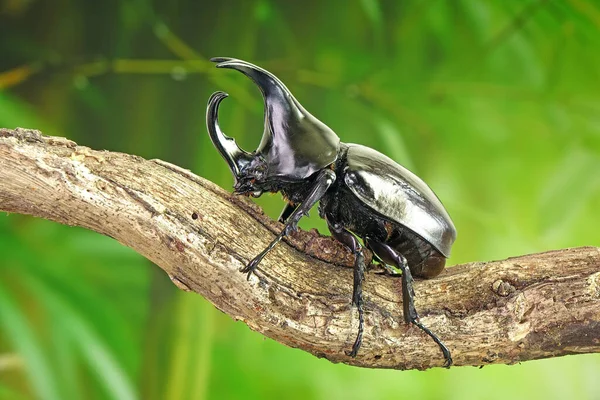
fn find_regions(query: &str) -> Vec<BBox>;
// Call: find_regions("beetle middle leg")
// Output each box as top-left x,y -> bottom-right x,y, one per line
278,203 -> 297,224
365,238 -> 453,367
328,222 -> 366,358
241,169 -> 336,279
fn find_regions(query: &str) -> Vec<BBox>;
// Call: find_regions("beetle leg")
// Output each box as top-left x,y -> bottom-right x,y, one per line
365,238 -> 453,368
376,262 -> 402,276
241,169 -> 336,279
278,203 -> 297,224
328,222 -> 366,358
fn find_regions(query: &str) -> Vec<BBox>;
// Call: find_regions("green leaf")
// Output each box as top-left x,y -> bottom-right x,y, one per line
0,92 -> 50,132
23,277 -> 138,400
0,282 -> 61,400
374,115 -> 416,171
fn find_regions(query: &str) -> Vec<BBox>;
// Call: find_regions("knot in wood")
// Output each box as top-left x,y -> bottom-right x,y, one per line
492,279 -> 516,297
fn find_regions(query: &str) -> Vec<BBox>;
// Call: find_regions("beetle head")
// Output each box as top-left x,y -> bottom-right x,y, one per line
206,57 -> 340,194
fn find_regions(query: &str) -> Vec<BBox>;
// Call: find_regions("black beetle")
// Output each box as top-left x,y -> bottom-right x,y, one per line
206,57 -> 457,366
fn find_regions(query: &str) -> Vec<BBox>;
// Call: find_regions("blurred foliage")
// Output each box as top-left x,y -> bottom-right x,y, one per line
1,0 -> 599,399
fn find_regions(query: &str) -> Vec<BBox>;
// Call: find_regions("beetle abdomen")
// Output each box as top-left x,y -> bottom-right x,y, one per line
321,186 -> 447,279
342,144 -> 456,258
384,225 -> 446,278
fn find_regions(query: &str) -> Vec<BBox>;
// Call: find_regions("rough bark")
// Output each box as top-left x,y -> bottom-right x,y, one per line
1,127 -> 599,370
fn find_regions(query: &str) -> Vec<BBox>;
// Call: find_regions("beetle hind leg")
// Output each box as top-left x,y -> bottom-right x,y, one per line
365,238 -> 453,368
328,222 -> 366,358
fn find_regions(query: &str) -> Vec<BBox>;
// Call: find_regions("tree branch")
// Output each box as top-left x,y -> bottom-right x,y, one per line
1,127 -> 599,370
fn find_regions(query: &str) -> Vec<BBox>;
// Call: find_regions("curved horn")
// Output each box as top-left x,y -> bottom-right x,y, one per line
210,58 -> 340,179
206,91 -> 253,179
210,57 -> 296,108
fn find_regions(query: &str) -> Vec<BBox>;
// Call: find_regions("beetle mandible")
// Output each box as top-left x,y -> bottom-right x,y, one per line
206,57 -> 457,367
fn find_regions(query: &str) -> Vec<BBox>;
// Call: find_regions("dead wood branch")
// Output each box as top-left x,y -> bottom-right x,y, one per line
1,127 -> 599,370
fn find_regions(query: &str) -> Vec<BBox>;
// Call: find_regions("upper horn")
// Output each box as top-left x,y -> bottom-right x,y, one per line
210,57 -> 340,179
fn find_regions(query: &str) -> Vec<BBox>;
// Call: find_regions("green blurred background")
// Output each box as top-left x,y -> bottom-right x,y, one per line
1,1 -> 599,399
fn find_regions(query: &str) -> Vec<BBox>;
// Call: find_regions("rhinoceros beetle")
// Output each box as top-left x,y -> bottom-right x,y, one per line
206,57 -> 457,367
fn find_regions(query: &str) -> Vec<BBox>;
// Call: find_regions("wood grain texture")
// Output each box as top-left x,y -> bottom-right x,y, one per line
1,127 -> 599,370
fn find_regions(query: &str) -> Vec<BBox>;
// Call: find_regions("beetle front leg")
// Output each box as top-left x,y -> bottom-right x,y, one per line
241,169 -> 336,279
365,239 -> 453,367
328,222 -> 366,358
